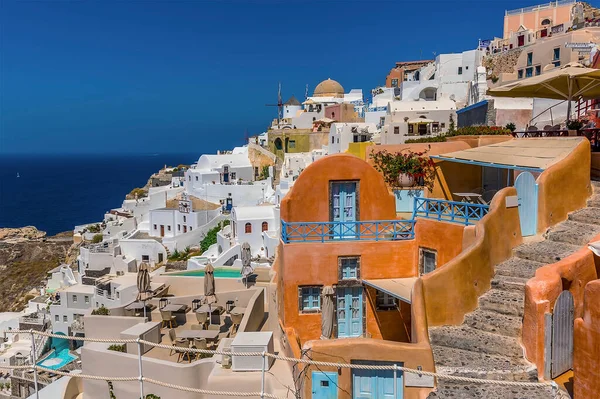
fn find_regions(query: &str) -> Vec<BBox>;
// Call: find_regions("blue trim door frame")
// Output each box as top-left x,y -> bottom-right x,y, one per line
515,171 -> 539,236
337,286 -> 363,338
330,181 -> 358,238
312,371 -> 338,399
352,360 -> 404,399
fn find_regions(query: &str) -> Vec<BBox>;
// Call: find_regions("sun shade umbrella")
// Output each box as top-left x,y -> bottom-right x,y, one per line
487,63 -> 600,123
204,263 -> 216,304
320,286 -> 335,340
136,262 -> 151,320
241,242 -> 253,288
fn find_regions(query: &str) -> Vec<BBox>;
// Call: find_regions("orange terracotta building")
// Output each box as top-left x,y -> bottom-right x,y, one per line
275,153 -> 470,398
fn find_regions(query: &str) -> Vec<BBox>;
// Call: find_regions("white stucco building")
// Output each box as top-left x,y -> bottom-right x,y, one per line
382,99 -> 457,144
149,194 -> 221,239
328,123 -> 377,154
399,49 -> 486,108
230,205 -> 279,258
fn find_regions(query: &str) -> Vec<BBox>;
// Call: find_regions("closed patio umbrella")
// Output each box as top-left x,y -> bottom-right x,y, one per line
487,62 -> 600,123
320,286 -> 335,340
241,242 -> 253,288
204,263 -> 216,304
136,262 -> 151,320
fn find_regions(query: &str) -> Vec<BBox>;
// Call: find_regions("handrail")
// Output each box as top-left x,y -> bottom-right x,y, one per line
528,99 -> 567,127
413,197 -> 489,225
280,219 -> 415,243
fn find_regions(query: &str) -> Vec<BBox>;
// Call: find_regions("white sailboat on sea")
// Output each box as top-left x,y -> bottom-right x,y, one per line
16,172 -> 20,178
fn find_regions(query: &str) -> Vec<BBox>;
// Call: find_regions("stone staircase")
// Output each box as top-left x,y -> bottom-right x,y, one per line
427,181 -> 600,398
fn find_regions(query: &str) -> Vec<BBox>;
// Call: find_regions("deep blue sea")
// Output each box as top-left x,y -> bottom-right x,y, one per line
0,153 -> 200,235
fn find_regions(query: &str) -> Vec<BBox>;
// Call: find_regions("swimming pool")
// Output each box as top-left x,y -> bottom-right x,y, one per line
37,348 -> 77,370
168,267 -> 242,278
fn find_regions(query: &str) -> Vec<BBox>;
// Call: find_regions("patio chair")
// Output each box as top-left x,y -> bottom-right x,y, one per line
230,312 -> 243,335
527,125 -> 539,131
195,311 -> 208,329
160,310 -> 176,329
175,339 -> 191,363
482,190 -> 498,204
168,329 -> 177,356
192,338 -> 208,360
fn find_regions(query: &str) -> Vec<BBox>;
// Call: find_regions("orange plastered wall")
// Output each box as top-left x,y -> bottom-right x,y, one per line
537,138 -> 591,232
574,280 -> 600,398
421,187 -> 523,325
279,239 -> 417,343
280,153 -> 396,223
523,243 -> 599,378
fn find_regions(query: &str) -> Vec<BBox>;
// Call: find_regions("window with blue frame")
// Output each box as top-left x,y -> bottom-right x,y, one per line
299,286 -> 321,313
339,257 -> 360,280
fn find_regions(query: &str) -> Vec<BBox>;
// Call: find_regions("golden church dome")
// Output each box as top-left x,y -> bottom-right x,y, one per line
313,78 -> 344,98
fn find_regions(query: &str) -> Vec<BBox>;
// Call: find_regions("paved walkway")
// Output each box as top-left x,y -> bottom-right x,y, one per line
427,181 -> 600,398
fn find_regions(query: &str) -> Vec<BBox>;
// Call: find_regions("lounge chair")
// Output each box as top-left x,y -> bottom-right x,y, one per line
160,310 -> 176,329
175,339 -> 191,363
168,329 -> 177,355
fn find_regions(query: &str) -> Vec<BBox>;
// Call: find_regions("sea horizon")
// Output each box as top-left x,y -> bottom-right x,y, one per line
0,152 -> 202,235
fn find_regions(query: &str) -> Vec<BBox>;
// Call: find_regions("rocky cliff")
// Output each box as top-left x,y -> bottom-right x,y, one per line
0,227 -> 76,312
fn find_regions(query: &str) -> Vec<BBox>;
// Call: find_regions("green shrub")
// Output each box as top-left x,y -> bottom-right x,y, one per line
108,344 -> 125,352
199,220 -> 230,253
259,165 -> 270,180
169,248 -> 180,261
405,136 -> 447,143
505,122 -> 516,132
567,119 -> 584,130
87,224 -> 102,233
91,305 -> 110,316
145,395 -> 161,399
128,187 -> 148,199
91,234 -> 103,244
446,126 -> 511,137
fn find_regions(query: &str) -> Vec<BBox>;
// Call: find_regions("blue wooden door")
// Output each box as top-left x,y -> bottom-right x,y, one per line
312,371 -> 338,399
337,287 -> 362,338
515,171 -> 538,237
352,361 -> 403,399
331,182 -> 357,238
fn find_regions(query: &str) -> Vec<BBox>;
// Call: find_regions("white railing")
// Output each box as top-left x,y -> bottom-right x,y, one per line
506,0 -> 574,15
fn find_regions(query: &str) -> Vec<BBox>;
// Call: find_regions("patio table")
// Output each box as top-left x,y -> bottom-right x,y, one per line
178,329 -> 220,341
196,304 -> 224,325
162,304 -> 188,313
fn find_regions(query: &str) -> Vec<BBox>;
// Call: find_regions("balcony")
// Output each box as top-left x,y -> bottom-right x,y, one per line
413,197 -> 489,225
280,220 -> 415,243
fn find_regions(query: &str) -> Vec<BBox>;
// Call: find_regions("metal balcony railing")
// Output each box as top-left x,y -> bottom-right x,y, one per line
280,219 -> 415,243
413,197 -> 489,226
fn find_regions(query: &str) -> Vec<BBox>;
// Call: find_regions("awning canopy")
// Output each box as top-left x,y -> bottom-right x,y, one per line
408,118 -> 435,124
363,277 -> 417,304
430,137 -> 583,172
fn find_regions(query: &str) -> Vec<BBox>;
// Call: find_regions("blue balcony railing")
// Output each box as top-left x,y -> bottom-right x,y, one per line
413,197 -> 489,226
281,219 -> 415,243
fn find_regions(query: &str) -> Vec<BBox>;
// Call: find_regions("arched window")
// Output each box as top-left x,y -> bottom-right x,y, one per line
245,223 -> 252,234
262,221 -> 268,232
274,138 -> 283,150
541,18 -> 551,26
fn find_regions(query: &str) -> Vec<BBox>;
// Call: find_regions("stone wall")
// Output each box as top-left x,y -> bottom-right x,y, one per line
484,49 -> 523,84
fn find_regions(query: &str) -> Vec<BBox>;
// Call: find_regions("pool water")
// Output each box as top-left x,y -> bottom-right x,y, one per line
170,267 -> 242,278
37,348 -> 77,370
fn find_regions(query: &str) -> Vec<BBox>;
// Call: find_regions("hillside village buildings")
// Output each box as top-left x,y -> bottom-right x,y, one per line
6,2 -> 600,399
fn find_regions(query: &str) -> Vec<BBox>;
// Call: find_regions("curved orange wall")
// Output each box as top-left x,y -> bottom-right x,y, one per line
574,279 -> 600,398
537,138 -> 591,232
420,187 -> 523,325
281,153 -> 396,223
523,241 -> 599,378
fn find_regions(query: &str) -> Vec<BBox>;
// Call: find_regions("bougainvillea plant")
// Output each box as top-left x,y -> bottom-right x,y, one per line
370,148 -> 436,191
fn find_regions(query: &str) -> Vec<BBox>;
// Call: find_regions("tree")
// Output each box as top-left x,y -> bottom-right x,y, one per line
91,234 -> 103,244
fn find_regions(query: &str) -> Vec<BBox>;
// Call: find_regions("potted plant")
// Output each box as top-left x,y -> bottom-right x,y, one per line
370,148 -> 436,191
566,119 -> 584,136
505,122 -> 516,133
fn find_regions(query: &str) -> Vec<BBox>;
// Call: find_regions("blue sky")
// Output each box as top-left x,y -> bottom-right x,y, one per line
0,0 -> 578,154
